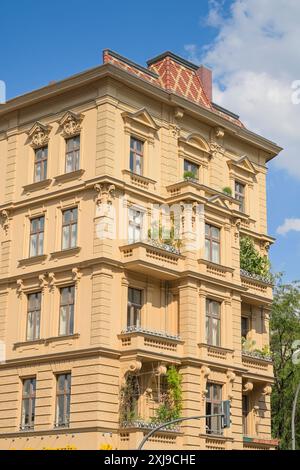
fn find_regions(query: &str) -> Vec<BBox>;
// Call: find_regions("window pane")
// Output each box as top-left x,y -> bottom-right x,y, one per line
57,375 -> 65,392
22,398 -> 30,425
35,162 -> 42,182
69,305 -> 74,335
38,232 -> 44,255
59,306 -> 67,335
57,395 -> 65,424
212,318 -> 220,346
205,239 -> 210,260
135,155 -> 142,175
71,223 -> 77,248
211,226 -> 220,240
212,242 -> 220,263
62,226 -> 70,249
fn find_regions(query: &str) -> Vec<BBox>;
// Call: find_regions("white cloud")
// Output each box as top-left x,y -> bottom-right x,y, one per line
277,219 -> 300,235
185,0 -> 300,178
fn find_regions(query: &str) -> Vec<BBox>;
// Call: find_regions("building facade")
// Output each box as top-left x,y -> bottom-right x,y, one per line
0,50 -> 281,450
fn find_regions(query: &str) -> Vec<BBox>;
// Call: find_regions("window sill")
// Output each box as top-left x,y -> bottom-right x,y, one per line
13,338 -> 45,349
22,179 -> 52,193
18,254 -> 48,266
199,259 -> 234,273
54,169 -> 85,184
54,423 -> 70,429
50,247 -> 81,258
45,333 -> 80,344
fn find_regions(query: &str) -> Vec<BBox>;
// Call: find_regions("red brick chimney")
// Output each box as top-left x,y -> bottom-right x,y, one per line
197,65 -> 212,102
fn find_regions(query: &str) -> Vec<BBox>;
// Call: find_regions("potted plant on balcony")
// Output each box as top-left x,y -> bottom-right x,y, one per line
183,170 -> 197,181
222,186 -> 232,196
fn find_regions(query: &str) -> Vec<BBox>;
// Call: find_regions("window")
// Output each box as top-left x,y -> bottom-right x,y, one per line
128,208 -> 143,243
65,135 -> 80,173
130,137 -> 143,175
184,159 -> 199,179
241,316 -> 250,338
242,395 -> 250,435
29,216 -> 44,257
206,383 -> 223,435
55,373 -> 71,427
59,286 -> 75,336
62,208 -> 78,250
127,288 -> 142,328
206,299 -> 221,346
205,224 -> 220,264
27,292 -> 41,341
235,181 -> 246,212
21,377 -> 36,430
34,146 -> 48,182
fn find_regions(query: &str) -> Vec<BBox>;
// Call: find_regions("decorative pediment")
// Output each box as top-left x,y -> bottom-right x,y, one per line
227,156 -> 258,176
27,121 -> 52,148
122,108 -> 160,132
179,133 -> 210,154
208,195 -> 231,210
58,111 -> 84,138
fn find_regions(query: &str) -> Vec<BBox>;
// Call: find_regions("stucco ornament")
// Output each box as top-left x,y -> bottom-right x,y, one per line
94,183 -> 115,206
128,361 -> 142,373
39,275 -> 48,292
16,279 -> 24,297
72,268 -> 82,286
243,381 -> 254,393
48,272 -> 56,291
155,365 -> 167,376
0,209 -> 10,234
28,122 -> 52,149
263,384 -> 272,396
227,370 -> 236,400
59,111 -> 83,138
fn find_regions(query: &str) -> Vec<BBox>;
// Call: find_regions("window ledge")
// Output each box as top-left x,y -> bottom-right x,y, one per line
18,254 -> 48,266
199,259 -> 234,273
45,333 -> 80,344
120,326 -> 182,342
198,343 -> 234,354
22,179 -> 52,193
13,334 -> 79,349
50,247 -> 81,258
200,433 -> 233,441
54,169 -> 85,183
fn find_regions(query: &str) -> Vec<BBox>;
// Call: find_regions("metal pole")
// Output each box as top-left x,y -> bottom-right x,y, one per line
292,381 -> 300,450
137,413 -> 224,450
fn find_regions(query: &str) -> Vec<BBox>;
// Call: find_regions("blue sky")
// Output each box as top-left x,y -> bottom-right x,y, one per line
1,0 -> 299,282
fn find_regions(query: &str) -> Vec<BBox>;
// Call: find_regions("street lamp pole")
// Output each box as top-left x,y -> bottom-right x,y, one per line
292,381 -> 300,450
137,413 -> 224,450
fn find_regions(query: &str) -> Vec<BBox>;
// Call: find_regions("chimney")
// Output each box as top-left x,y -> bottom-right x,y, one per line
197,65 -> 212,102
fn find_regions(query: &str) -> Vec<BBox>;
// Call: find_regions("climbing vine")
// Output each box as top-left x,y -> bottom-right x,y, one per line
153,366 -> 182,423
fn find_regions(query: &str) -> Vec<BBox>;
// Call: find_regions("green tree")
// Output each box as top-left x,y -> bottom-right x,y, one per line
153,366 -> 182,424
270,277 -> 300,449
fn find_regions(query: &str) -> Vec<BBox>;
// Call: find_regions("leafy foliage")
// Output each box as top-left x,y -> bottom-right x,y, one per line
270,277 -> 300,449
183,170 -> 197,180
153,366 -> 182,423
240,236 -> 271,278
222,186 -> 232,196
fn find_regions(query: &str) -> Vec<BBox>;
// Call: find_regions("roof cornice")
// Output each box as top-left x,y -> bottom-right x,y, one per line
0,62 -> 282,158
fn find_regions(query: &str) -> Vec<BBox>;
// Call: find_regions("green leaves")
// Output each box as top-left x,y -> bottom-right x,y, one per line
240,236 -> 271,278
270,277 -> 300,449
153,366 -> 182,423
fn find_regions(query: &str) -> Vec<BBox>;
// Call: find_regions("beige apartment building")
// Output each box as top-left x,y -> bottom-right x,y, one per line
0,49 -> 281,450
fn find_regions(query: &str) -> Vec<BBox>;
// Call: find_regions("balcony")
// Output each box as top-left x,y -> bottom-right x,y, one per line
240,269 -> 273,300
242,350 -> 273,375
120,241 -> 184,279
119,326 -> 182,357
198,259 -> 234,282
122,170 -> 157,192
198,343 -> 234,364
